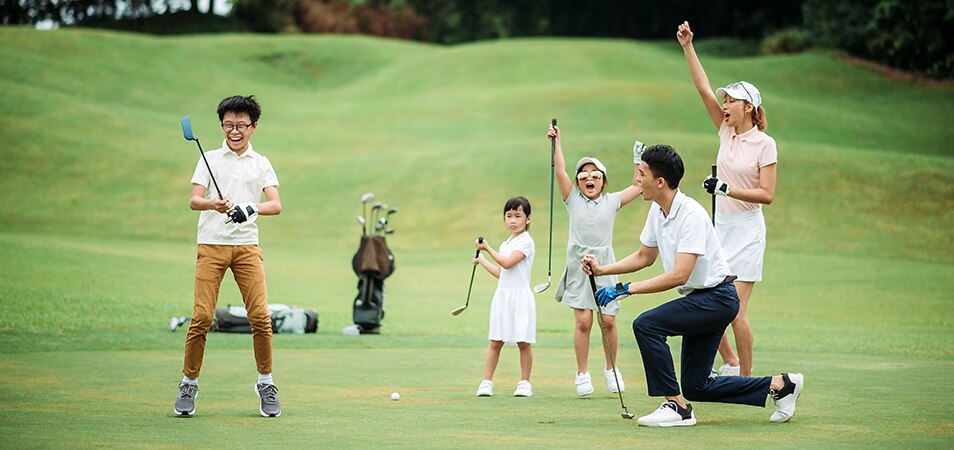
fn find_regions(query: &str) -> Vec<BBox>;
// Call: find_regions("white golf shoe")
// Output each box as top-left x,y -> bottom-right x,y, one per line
603,367 -> 625,393
770,373 -> 804,423
637,401 -> 696,427
718,363 -> 741,376
575,372 -> 594,397
513,380 -> 533,397
476,380 -> 494,397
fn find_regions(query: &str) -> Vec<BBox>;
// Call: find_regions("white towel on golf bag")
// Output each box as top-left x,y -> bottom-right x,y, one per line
487,232 -> 536,345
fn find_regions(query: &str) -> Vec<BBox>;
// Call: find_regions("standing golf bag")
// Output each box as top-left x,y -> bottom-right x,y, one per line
351,235 -> 394,334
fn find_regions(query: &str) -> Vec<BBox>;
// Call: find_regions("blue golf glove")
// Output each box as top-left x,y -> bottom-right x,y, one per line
703,175 -> 730,197
226,202 -> 259,224
595,282 -> 630,306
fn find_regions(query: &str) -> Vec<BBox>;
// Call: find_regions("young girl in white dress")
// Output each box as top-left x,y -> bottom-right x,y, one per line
548,124 -> 642,396
473,196 -> 536,398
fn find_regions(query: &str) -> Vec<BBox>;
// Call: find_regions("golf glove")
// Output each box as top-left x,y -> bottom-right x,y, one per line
633,140 -> 646,164
595,282 -> 630,306
703,175 -> 730,197
226,202 -> 259,224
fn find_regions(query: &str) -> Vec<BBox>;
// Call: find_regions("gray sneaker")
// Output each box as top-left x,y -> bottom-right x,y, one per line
255,383 -> 281,417
174,382 -> 198,416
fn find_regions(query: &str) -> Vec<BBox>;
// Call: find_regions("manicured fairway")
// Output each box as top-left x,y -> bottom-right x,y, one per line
1,28 -> 952,447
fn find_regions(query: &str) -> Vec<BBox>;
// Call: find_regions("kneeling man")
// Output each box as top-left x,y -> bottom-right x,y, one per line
582,144 -> 802,427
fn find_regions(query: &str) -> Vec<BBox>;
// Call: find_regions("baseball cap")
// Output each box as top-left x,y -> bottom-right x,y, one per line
716,81 -> 762,108
575,157 -> 607,174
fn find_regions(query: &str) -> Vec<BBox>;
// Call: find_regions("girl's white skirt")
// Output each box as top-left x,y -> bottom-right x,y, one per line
715,208 -> 766,282
488,288 -> 536,345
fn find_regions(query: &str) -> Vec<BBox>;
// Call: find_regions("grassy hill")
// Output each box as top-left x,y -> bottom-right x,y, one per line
1,28 -> 953,447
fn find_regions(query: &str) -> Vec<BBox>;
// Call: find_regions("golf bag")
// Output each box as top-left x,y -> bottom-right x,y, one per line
213,303 -> 318,334
351,235 -> 394,334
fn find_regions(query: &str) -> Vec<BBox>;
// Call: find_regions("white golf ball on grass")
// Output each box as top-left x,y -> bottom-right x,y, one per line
391,392 -> 400,401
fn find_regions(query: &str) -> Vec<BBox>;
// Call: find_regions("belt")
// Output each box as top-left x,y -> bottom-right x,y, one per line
689,275 -> 738,295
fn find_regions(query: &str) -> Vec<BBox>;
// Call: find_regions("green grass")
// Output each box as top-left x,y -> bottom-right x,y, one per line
1,27 -> 953,447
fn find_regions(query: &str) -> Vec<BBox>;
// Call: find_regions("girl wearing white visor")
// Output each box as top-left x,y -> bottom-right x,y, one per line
677,21 -> 778,377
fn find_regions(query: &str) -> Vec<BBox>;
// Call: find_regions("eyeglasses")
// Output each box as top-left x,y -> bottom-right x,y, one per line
221,122 -> 252,132
577,171 -> 604,181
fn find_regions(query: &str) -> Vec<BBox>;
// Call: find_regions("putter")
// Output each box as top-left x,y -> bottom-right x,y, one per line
181,116 -> 223,200
711,165 -> 717,225
534,118 -> 557,294
452,237 -> 484,316
586,265 -> 635,419
361,193 -> 375,234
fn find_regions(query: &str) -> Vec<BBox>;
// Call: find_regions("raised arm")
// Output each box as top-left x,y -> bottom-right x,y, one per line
549,125 -> 573,201
677,21 -> 723,130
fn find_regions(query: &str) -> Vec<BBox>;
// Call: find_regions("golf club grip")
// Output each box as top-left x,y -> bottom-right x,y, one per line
711,164 -> 717,225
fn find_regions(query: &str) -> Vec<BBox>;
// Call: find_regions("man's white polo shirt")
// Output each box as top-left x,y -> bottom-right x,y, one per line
639,190 -> 732,295
191,142 -> 279,245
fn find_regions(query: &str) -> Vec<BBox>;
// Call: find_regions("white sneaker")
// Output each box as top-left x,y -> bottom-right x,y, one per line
575,372 -> 594,397
718,363 -> 740,376
603,367 -> 625,393
637,401 -> 696,427
476,380 -> 494,397
770,373 -> 804,423
513,380 -> 533,397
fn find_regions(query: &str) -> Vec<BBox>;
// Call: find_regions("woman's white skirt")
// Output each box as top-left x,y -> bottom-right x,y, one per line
715,208 -> 766,282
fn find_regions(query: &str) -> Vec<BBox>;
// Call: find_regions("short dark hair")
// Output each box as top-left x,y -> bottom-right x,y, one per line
640,144 -> 684,189
504,196 -> 532,231
217,95 -> 261,123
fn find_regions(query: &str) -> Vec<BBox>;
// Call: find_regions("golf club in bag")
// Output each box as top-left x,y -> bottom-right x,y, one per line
587,266 -> 635,419
351,192 -> 396,334
534,118 -> 557,294
451,237 -> 483,316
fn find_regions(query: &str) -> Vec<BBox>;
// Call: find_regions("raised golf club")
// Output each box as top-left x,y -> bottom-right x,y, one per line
587,265 -> 635,419
181,115 -> 223,200
534,118 -> 557,294
452,237 -> 484,316
711,164 -> 717,225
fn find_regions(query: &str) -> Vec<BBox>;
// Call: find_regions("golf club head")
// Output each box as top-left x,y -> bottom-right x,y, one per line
621,412 -> 635,419
533,282 -> 550,294
356,215 -> 366,225
181,115 -> 196,141
361,192 -> 375,203
450,305 -> 467,316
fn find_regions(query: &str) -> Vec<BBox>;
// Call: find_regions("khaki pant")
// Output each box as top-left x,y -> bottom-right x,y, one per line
183,244 -> 272,378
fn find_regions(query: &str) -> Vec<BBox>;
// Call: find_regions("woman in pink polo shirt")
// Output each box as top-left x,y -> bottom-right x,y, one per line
676,21 -> 778,377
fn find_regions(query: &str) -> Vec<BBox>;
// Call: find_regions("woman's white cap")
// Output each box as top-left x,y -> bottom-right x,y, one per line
716,81 -> 762,108
576,157 -> 607,174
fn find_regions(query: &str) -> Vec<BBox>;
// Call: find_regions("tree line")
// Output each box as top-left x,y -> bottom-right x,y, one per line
2,0 -> 951,78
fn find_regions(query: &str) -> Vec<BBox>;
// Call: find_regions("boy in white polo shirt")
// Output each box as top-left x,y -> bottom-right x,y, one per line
582,144 -> 802,427
174,95 -> 283,418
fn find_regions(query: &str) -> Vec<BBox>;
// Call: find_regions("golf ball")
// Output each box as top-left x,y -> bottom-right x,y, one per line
391,392 -> 400,401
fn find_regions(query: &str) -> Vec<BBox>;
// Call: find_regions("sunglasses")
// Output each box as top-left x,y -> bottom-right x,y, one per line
577,171 -> 604,181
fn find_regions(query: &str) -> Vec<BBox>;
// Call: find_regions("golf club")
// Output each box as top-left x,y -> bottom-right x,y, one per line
357,215 -> 367,236
361,192 -> 375,234
711,165 -> 717,225
452,237 -> 484,316
586,264 -> 635,419
534,118 -> 557,294
369,203 -> 383,231
181,115 -> 223,200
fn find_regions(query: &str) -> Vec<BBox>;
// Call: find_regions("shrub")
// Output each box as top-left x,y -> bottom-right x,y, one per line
761,28 -> 813,55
